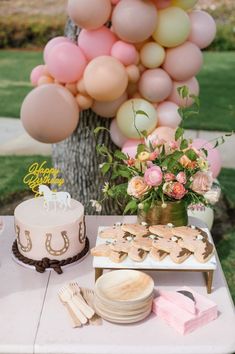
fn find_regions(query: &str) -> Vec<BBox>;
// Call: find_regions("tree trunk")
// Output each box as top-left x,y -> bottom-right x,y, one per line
52,19 -> 122,215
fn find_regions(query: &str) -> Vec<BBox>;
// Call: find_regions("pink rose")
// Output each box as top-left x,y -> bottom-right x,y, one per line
191,171 -> 213,195
127,176 -> 150,199
164,172 -> 175,182
149,151 -> 159,161
144,166 -> 163,187
164,181 -> 187,200
168,140 -> 179,150
176,171 -> 187,185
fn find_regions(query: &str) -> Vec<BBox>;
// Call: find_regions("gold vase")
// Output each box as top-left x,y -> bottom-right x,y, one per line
137,200 -> 188,226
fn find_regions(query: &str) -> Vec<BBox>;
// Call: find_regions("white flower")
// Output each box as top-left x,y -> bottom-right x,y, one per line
90,199 -> 102,213
138,203 -> 144,210
102,182 -> 109,194
99,163 -> 105,169
204,184 -> 221,205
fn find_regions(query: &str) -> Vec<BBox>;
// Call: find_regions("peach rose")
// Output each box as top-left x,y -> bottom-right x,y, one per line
163,181 -> 187,200
127,176 -> 150,199
191,171 -> 213,195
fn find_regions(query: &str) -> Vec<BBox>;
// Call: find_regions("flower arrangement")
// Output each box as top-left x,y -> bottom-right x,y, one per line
93,87 -> 226,215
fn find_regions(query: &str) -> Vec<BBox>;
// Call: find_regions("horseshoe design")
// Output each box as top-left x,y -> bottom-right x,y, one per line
45,231 -> 70,256
78,217 -> 86,244
15,225 -> 32,253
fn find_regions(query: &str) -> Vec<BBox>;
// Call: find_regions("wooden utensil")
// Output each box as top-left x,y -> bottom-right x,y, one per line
81,287 -> 102,325
68,283 -> 95,319
58,287 -> 88,325
58,294 -> 81,328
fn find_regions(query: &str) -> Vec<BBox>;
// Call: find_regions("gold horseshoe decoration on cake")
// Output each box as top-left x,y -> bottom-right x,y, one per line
45,231 -> 70,256
15,225 -> 32,253
78,217 -> 86,244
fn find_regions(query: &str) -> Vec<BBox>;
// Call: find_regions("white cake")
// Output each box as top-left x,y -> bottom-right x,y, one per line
14,197 -> 86,264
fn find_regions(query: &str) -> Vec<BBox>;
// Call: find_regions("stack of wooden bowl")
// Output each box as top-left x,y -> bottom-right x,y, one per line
94,270 -> 154,324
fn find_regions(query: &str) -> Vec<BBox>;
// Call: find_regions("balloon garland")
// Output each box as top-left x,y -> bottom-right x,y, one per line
21,0 -> 221,176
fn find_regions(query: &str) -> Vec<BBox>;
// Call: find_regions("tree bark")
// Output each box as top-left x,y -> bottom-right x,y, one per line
52,19 -> 122,215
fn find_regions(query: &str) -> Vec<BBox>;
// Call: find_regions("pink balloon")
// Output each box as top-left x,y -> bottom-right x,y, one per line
192,138 -> 222,178
30,65 -> 45,86
138,68 -> 173,103
92,92 -> 128,118
189,10 -> 217,49
168,77 -> 200,107
122,139 -> 143,158
46,42 -> 87,83
43,36 -> 72,62
163,41 -> 203,81
110,119 -> 128,148
78,27 -> 116,61
111,41 -> 138,66
157,101 -> 182,128
150,126 -> 176,142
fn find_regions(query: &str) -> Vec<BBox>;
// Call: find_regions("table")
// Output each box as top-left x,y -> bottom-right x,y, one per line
0,215 -> 235,354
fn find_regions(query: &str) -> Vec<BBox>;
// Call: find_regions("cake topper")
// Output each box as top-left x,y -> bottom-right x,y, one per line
39,185 -> 71,211
23,161 -> 64,196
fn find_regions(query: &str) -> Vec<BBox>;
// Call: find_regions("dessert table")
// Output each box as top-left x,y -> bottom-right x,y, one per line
0,215 -> 235,354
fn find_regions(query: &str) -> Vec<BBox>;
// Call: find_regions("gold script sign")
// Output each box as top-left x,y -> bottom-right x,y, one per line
23,161 -> 65,196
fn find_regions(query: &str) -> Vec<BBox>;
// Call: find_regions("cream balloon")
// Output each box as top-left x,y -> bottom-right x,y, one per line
163,42 -> 203,81
149,126 -> 176,142
112,0 -> 158,43
67,0 -> 112,30
157,101 -> 182,128
172,0 -> 198,10
92,92 -> 128,118
84,56 -> 128,101
138,68 -> 173,103
20,84 -> 79,143
188,207 -> 214,231
116,98 -> 158,139
140,42 -> 165,69
152,7 -> 190,48
168,77 -> 200,107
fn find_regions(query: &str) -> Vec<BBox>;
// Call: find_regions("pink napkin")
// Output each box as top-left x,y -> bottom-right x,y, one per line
152,286 -> 218,335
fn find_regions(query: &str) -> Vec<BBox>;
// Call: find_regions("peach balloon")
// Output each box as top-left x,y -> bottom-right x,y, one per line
112,0 -> 158,43
172,0 -> 198,10
92,92 -> 128,118
116,98 -> 158,139
30,65 -> 45,86
152,7 -> 190,48
84,56 -> 128,101
110,119 -> 128,148
67,0 -> 112,30
140,42 -> 165,69
76,94 -> 93,110
122,139 -> 143,158
150,126 -> 176,142
46,42 -> 87,83
37,75 -> 54,86
76,79 -> 87,95
65,83 -> 78,96
111,41 -> 138,66
157,101 -> 181,128
78,27 -> 116,61
20,84 -> 79,143
168,77 -> 199,107
126,65 -> 140,83
163,41 -> 203,81
43,36 -> 72,62
189,11 -> 217,49
138,68 -> 173,103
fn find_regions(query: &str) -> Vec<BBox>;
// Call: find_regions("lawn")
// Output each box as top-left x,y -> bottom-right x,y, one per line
0,50 -> 235,131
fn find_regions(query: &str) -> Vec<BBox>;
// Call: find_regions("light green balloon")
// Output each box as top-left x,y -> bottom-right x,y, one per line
172,0 -> 198,10
116,98 -> 158,139
152,7 -> 191,48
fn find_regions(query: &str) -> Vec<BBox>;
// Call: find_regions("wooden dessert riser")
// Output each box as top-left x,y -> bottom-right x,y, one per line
95,268 -> 214,294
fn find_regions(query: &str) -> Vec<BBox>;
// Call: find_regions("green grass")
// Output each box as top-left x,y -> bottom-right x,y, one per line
0,50 -> 235,131
218,168 -> 235,208
0,155 -> 50,202
0,50 -> 43,118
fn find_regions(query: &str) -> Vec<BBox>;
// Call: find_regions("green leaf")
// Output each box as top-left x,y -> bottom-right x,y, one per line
137,144 -> 147,156
141,130 -> 148,138
114,150 -> 128,160
116,165 -> 132,179
201,148 -> 208,157
180,139 -> 188,150
96,144 -> 113,163
177,85 -> 189,99
175,127 -> 184,141
94,126 -> 109,135
124,199 -> 138,214
101,163 -> 110,175
135,110 -> 149,118
185,149 -> 198,161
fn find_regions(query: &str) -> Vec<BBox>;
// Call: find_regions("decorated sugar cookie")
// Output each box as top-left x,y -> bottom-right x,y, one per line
178,233 -> 214,263
149,224 -> 175,238
132,236 -> 153,252
153,237 -> 192,264
91,244 -> 111,257
99,226 -> 126,239
149,247 -> 168,262
128,246 -> 148,262
121,223 -> 149,236
110,239 -> 132,253
109,250 -> 128,263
